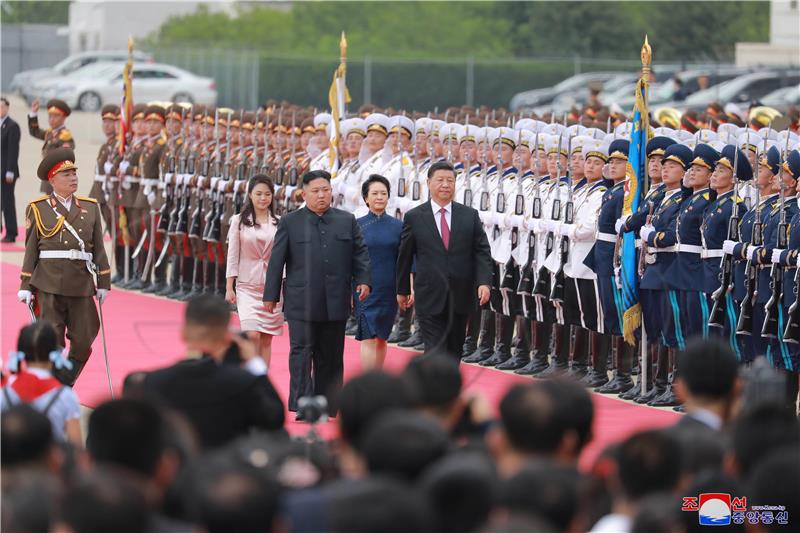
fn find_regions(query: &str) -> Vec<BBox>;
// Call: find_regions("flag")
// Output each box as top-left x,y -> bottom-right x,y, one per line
619,38 -> 652,345
328,31 -> 351,174
118,36 -> 134,156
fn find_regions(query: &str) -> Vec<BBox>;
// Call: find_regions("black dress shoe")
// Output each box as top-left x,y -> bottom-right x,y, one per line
582,369 -> 609,388
295,411 -> 306,422
648,387 -> 679,407
412,342 -> 425,351
387,329 -> 410,344
514,358 -> 549,375
619,380 -> 642,400
479,353 -> 511,367
496,357 -> 530,371
1,236 -> 16,243
345,324 -> 358,336
672,404 -> 685,412
634,385 -> 665,404
127,278 -> 146,291
567,365 -> 588,381
155,284 -> 176,296
537,362 -> 568,378
398,333 -> 422,348
142,281 -> 165,294
595,374 -> 633,394
462,351 -> 492,364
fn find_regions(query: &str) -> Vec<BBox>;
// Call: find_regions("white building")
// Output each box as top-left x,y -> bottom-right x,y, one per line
67,1 -> 237,54
736,0 -> 800,66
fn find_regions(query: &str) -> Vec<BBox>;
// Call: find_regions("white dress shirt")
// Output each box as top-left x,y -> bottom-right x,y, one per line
431,200 -> 452,238
53,193 -> 73,212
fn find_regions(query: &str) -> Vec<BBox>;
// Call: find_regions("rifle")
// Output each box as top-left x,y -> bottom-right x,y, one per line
761,133 -> 791,338
550,134 -> 574,302
274,108 -> 285,185
534,133 -> 564,297
784,256 -> 799,343
411,121 -> 422,202
462,120 -> 473,207
493,133 -> 507,242
708,142 -> 741,328
396,115 -> 406,200
205,110 -> 231,243
518,132 -> 542,296
479,116 -> 491,212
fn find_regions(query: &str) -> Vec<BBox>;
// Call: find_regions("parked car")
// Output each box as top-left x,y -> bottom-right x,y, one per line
549,73 -> 638,114
34,62 -> 217,111
10,50 -> 153,102
761,84 -> 800,110
680,70 -> 800,111
510,72 -> 629,111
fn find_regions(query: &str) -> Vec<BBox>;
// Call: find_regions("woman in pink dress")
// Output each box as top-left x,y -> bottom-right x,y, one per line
226,175 -> 284,366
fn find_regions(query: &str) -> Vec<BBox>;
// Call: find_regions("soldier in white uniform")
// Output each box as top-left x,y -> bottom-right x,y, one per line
307,112 -> 334,173
331,117 -> 365,209
340,113 -> 389,214
374,115 -> 415,219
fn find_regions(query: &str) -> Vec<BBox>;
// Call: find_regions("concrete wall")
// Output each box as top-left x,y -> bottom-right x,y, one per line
1,24 -> 69,91
736,0 -> 799,67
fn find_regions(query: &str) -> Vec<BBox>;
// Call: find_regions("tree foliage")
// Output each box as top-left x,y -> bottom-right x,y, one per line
1,0 -> 69,24
147,1 -> 769,61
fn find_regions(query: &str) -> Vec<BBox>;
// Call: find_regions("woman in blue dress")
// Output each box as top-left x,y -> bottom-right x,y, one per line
354,174 -> 403,370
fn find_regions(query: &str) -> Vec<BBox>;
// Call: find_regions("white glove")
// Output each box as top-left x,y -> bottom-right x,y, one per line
746,245 -> 758,261
797,254 -> 800,268
147,192 -> 156,205
771,249 -> 784,264
560,223 -> 575,237
507,214 -> 524,228
614,216 -> 626,234
96,288 -> 109,304
540,220 -> 553,232
210,177 -> 220,190
722,240 -> 737,256
103,161 -> 113,174
17,290 -> 32,304
119,160 -> 130,173
639,225 -> 654,241
479,211 -> 491,225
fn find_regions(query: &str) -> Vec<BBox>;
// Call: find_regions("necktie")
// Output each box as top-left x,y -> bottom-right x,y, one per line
439,207 -> 450,250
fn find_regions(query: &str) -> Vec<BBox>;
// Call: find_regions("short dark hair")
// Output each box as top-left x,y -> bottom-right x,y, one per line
361,174 -> 391,201
302,169 -> 331,186
338,371 -> 410,447
675,338 -> 739,399
617,430 -> 682,501
731,403 -> 800,476
185,294 -> 231,330
402,354 -> 462,411
87,398 -> 168,477
360,411 -> 450,482
499,462 -> 582,532
0,96 -> 9,106
427,160 -> 456,180
59,468 -> 150,533
1,405 -> 54,467
420,453 -> 496,533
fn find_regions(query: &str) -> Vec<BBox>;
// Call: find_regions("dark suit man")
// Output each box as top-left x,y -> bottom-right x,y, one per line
396,161 -> 493,360
264,170 -> 371,418
1,97 -> 21,242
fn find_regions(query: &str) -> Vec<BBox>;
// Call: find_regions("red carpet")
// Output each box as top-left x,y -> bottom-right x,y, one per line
1,261 -> 678,469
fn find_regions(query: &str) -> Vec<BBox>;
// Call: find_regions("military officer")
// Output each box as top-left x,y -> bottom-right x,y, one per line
18,148 -> 111,385
28,98 -> 75,194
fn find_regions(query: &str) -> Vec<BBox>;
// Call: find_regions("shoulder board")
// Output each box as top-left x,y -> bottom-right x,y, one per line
734,195 -> 745,204
29,196 -> 50,205
59,129 -> 73,141
157,138 -> 166,145
77,196 -> 97,204
702,192 -> 710,200
176,138 -> 184,145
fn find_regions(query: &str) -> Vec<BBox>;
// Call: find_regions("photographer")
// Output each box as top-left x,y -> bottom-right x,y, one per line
124,295 -> 285,449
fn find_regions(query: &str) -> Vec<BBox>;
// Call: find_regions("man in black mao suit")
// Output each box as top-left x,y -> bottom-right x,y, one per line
264,170 -> 371,418
396,161 -> 493,360
1,97 -> 21,242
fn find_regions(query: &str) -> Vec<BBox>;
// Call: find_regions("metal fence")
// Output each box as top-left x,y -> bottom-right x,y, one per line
1,24 -> 69,92
148,47 -> 671,111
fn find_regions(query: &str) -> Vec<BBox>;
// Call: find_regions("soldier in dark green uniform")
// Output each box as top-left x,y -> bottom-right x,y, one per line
91,104 -> 120,237
28,98 -> 75,195
18,148 -> 111,385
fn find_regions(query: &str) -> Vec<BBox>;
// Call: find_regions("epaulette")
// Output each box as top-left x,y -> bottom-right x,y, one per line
176,137 -> 184,145
29,195 -> 50,205
58,129 -> 73,141
702,192 -> 710,200
734,195 -> 745,204
157,137 -> 166,145
77,196 -> 97,203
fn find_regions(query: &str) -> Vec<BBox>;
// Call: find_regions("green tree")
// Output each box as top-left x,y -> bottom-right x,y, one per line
1,0 -> 70,24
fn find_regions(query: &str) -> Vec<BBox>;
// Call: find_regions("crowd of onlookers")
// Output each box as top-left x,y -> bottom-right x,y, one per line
2,294 -> 799,533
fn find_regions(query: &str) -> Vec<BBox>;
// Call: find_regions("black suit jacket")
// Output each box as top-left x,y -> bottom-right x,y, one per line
263,206 -> 371,322
1,116 -> 21,179
126,358 -> 285,449
396,201 -> 492,315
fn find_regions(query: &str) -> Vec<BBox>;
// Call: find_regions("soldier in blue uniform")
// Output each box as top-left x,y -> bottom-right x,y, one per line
617,135 -> 674,402
703,144 -> 751,355
638,143 -> 693,406
585,138 -> 634,393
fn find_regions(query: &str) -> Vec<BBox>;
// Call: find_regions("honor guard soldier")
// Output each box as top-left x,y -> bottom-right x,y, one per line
344,113 -> 389,213
92,104 -> 120,235
18,148 -> 111,385
331,117 -> 366,210
28,98 -> 75,194
308,112 -> 334,173
116,103 -> 148,287
375,115 -> 414,219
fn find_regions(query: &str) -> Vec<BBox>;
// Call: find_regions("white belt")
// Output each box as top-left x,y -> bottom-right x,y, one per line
124,175 -> 141,183
651,245 -> 676,253
702,249 -> 725,259
142,179 -> 159,187
677,244 -> 703,254
596,232 -> 617,243
94,174 -> 106,182
40,250 -> 93,261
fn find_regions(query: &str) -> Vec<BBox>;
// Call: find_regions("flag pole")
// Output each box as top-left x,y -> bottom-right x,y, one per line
640,35 -> 651,396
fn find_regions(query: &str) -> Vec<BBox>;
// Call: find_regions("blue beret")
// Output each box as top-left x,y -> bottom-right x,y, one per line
663,144 -> 693,170
783,149 -> 800,180
646,136 -> 676,158
691,143 -> 721,170
718,145 -> 753,181
608,139 -> 630,160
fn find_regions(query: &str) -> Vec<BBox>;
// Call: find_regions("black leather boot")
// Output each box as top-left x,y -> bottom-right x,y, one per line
515,320 -> 551,375
345,314 -> 358,335
596,337 -> 634,394
649,347 -> 679,407
480,313 -> 514,367
53,357 -> 89,387
399,315 -> 424,347
567,327 -> 590,380
463,310 -> 495,363
582,332 -> 611,387
538,324 -> 570,377
388,307 -> 413,343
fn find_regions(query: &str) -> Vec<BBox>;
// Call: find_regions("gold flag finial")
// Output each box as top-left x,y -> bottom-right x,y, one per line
641,35 -> 652,68
128,35 -> 134,56
340,31 -> 347,62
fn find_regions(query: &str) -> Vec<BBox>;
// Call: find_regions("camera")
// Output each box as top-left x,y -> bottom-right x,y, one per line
297,395 -> 328,425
